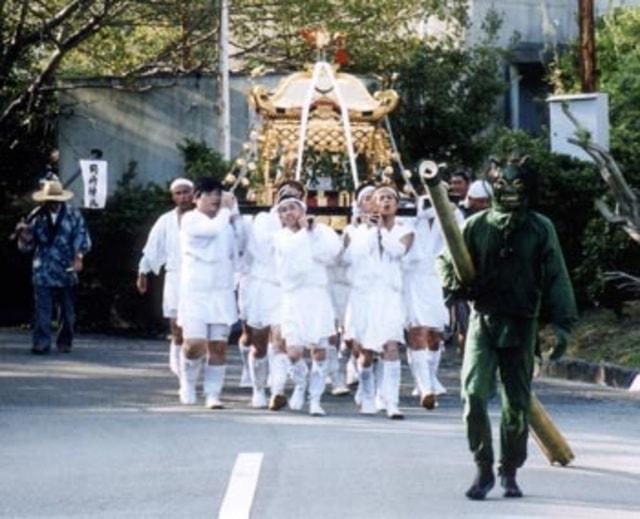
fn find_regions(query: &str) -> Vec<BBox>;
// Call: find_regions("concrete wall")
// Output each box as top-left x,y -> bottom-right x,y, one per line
57,74 -> 282,196
467,0 -> 640,60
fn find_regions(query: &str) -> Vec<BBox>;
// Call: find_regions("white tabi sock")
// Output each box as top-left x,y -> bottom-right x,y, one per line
428,346 -> 447,395
326,346 -> 339,383
269,353 -> 289,396
410,349 -> 434,397
266,343 -> 275,386
203,364 -> 226,400
249,353 -> 269,390
358,365 -> 376,414
309,360 -> 327,403
289,359 -> 309,389
406,348 -> 420,396
382,360 -> 402,415
374,359 -> 386,410
346,353 -> 359,385
239,344 -> 252,387
288,359 -> 308,411
179,354 -> 203,405
169,342 -> 181,378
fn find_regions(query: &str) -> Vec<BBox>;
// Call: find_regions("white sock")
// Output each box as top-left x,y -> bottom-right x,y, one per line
309,360 -> 327,401
326,346 -> 339,382
203,364 -> 226,399
409,349 -> 433,396
382,360 -> 401,410
169,342 -> 181,377
428,347 -> 446,394
180,354 -> 203,400
269,353 -> 289,396
289,359 -> 309,388
374,358 -> 385,399
249,353 -> 269,390
359,365 -> 375,400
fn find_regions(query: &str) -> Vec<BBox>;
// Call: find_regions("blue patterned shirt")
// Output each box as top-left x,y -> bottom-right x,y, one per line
18,204 -> 91,287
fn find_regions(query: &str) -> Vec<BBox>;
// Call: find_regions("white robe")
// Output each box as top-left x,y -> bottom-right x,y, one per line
274,223 -> 341,346
343,221 -> 412,352
243,209 -> 283,329
403,203 -> 464,330
177,208 -> 238,328
138,209 -> 182,318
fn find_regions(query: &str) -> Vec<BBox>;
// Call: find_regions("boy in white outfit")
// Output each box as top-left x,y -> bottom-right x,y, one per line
403,195 -> 463,409
273,195 -> 341,416
243,181 -> 306,411
343,185 -> 413,419
136,178 -> 194,377
177,178 -> 238,408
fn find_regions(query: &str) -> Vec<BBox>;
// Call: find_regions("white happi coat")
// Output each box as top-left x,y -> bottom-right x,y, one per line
403,201 -> 463,330
178,208 -> 238,328
274,223 -> 341,346
138,208 -> 182,318
343,220 -> 413,352
242,209 -> 283,329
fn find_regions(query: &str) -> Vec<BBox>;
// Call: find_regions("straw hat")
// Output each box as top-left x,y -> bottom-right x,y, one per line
32,178 -> 73,203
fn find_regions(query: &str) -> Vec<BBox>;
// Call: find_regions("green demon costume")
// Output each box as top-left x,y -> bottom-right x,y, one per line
437,158 -> 578,500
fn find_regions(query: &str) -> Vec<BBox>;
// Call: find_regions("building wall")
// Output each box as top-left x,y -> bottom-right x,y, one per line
57,74 -> 282,196
467,0 -> 640,55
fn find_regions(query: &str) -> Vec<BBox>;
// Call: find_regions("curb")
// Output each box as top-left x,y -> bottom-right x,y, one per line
540,357 -> 640,390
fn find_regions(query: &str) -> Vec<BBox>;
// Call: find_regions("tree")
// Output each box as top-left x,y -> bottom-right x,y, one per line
392,7 -> 507,168
550,6 -> 640,181
0,1 -> 218,144
230,0 -> 464,73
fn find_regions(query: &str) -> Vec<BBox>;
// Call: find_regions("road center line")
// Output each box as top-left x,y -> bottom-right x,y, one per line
218,452 -> 264,519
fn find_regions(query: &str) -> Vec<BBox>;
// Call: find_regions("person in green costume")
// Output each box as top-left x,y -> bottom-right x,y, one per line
437,156 -> 578,500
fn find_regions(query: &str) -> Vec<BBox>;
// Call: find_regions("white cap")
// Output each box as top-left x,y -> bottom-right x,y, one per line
170,177 -> 194,191
467,180 -> 492,199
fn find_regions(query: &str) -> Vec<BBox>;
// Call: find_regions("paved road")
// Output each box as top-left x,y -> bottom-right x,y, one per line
1,331 -> 639,518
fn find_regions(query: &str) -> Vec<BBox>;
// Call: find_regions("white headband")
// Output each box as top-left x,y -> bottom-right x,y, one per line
356,185 -> 375,204
170,178 -> 194,191
275,197 -> 307,213
375,186 -> 399,199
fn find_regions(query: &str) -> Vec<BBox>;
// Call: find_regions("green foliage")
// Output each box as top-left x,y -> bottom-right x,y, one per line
489,128 -> 640,310
546,6 -> 640,308
550,6 -> 640,184
392,8 -> 507,169
78,162 -> 171,332
177,138 -> 231,182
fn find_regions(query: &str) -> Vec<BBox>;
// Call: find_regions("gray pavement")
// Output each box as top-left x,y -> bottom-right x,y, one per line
1,331 -> 640,518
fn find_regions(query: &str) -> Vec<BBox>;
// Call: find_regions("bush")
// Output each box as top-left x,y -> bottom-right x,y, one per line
78,162 -> 171,334
489,128 -> 640,309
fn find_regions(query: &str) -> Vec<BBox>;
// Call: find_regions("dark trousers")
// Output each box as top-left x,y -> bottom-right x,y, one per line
461,312 -> 536,470
33,285 -> 76,350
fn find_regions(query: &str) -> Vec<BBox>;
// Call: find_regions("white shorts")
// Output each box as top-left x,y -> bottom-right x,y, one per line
182,321 -> 230,342
281,286 -> 335,347
404,273 -> 448,331
162,270 -> 180,319
245,277 -> 282,329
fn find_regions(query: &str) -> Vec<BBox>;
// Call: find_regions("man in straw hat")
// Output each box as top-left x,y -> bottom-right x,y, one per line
15,176 -> 91,354
136,177 -> 194,378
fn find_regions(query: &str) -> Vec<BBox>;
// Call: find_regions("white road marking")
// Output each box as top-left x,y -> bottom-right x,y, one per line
218,452 -> 264,519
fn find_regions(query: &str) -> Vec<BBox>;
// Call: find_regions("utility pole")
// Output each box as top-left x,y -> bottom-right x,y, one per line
219,0 -> 231,160
578,0 -> 597,92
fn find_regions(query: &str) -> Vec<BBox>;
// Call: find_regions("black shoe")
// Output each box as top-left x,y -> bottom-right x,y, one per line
31,344 -> 50,355
465,465 -> 495,500
499,466 -> 523,498
57,344 -> 72,353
